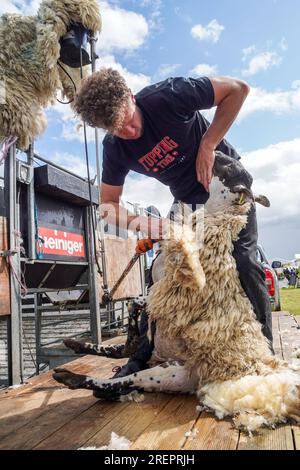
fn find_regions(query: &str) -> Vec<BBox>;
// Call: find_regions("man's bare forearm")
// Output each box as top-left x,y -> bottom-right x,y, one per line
196,78 -> 250,191
101,201 -> 140,230
201,80 -> 250,150
100,201 -> 163,239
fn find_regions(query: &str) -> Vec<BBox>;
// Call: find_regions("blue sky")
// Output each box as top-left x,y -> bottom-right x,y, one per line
2,0 -> 300,260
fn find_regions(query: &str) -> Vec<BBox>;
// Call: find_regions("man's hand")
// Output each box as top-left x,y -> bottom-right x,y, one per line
196,145 -> 215,192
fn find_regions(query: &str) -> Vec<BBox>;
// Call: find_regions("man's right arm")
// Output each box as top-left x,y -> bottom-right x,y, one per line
100,182 -> 163,239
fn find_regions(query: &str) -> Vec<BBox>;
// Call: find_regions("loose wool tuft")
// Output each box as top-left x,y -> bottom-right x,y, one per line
148,202 -> 300,431
0,0 -> 101,149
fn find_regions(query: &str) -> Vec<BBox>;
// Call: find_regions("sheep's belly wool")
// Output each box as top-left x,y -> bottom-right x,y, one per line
200,370 -> 300,432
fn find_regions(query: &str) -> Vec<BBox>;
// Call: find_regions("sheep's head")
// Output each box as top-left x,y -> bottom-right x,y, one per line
36,0 -> 102,101
37,0 -> 102,40
205,151 -> 270,215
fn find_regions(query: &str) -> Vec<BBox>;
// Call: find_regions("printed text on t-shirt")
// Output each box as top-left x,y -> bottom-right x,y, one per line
138,136 -> 179,172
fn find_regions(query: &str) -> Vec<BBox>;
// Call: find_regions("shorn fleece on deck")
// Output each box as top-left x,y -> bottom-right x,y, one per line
147,203 -> 300,431
0,0 -> 101,149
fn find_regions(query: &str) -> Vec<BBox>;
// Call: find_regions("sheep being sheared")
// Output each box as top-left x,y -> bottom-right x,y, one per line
0,0 -> 101,150
53,152 -> 300,433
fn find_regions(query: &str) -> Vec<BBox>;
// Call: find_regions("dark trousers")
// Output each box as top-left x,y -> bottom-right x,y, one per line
232,204 -> 273,345
114,204 -> 273,378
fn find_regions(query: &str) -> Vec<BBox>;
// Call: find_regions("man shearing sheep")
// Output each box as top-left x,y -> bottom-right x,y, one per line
73,69 -> 273,375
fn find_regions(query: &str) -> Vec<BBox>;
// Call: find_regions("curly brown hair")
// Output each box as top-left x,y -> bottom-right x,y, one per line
74,68 -> 131,130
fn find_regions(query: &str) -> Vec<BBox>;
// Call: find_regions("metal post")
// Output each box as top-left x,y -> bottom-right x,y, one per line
5,144 -> 23,385
134,204 -> 146,297
85,206 -> 101,343
89,34 -> 109,297
34,293 -> 42,375
26,143 -> 36,260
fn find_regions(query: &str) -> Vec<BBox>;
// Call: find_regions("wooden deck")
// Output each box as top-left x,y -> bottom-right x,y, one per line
0,311 -> 300,450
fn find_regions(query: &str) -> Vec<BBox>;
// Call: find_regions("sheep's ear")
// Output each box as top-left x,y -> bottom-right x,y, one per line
255,195 -> 270,207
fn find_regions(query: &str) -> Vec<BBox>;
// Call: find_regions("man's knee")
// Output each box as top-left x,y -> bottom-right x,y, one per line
234,250 -> 263,279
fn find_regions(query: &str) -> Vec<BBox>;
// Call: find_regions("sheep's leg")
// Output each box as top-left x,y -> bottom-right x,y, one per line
63,338 -> 126,358
53,361 -> 197,400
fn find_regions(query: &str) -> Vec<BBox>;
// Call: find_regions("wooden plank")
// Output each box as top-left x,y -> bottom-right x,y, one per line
130,395 -> 199,450
37,393 -> 172,450
34,400 -> 131,450
182,412 -> 239,450
237,425 -> 294,450
292,426 -> 300,450
0,347 -> 126,440
0,354 -> 96,400
272,312 -> 283,358
0,389 -> 96,449
278,311 -> 300,361
236,312 -> 298,451
0,358 -> 124,441
0,359 -> 126,449
1,314 -> 299,450
0,349 -> 125,406
0,335 -> 126,399
101,236 -> 142,299
0,216 -> 10,316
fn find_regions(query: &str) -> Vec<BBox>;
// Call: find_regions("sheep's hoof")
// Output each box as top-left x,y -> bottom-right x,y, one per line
63,338 -> 85,354
53,368 -> 87,389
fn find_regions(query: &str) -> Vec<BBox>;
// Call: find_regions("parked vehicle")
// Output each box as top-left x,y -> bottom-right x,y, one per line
256,245 -> 281,311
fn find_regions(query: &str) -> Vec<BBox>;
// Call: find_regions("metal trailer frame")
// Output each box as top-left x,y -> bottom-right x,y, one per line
2,35 -> 148,385
3,146 -> 103,383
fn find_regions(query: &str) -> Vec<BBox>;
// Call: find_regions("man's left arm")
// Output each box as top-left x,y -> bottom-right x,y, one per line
196,76 -> 250,192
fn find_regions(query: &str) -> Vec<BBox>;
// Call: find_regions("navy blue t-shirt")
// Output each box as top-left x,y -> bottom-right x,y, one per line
102,77 -> 241,204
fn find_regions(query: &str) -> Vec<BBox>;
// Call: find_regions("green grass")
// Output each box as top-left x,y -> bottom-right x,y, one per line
280,288 -> 300,315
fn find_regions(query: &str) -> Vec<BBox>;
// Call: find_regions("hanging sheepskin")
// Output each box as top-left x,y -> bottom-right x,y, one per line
0,0 -> 101,150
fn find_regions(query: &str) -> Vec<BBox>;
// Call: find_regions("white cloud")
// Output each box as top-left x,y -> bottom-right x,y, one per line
241,139 -> 300,225
140,0 -> 163,31
47,152 -> 96,179
48,97 -> 102,143
189,63 -> 218,76
153,63 -> 181,81
292,80 -> 300,89
242,45 -> 256,62
99,1 -> 149,53
191,19 -> 224,44
279,37 -> 288,52
0,1 -> 20,15
23,0 -> 40,15
238,82 -> 300,121
242,51 -> 282,76
99,55 -> 151,93
0,0 -> 40,15
183,81 -> 300,124
62,121 -> 107,144
122,174 -> 173,217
